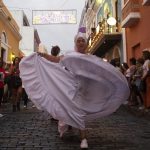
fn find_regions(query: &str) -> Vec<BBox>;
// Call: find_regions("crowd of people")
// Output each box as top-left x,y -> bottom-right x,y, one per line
0,45 -> 62,118
0,45 -> 62,117
0,57 -> 28,117
110,49 -> 150,110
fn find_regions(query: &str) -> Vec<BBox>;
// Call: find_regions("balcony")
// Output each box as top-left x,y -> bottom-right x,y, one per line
142,0 -> 150,5
87,18 -> 122,57
122,0 -> 141,28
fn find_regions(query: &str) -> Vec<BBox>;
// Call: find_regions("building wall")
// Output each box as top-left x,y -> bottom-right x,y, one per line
123,1 -> 150,108
96,0 -> 123,61
125,3 -> 150,61
0,22 -> 20,62
10,10 -> 40,56
0,1 -> 21,63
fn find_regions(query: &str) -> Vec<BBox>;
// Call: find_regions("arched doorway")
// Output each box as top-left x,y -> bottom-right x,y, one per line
1,32 -> 8,63
112,46 -> 120,59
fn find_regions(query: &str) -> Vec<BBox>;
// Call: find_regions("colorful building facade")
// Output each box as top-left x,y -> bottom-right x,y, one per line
122,0 -> 150,108
122,0 -> 150,60
0,1 -> 22,63
80,0 -> 123,62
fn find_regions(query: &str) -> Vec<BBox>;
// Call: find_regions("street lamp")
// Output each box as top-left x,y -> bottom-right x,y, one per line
107,17 -> 117,26
106,17 -> 117,33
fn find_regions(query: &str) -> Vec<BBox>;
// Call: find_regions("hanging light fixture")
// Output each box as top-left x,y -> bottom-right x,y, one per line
107,17 -> 116,26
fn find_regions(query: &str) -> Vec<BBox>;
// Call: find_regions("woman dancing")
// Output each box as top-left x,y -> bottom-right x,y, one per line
19,33 -> 129,149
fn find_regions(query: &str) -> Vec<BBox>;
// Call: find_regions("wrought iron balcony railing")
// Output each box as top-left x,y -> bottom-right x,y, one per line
87,18 -> 121,53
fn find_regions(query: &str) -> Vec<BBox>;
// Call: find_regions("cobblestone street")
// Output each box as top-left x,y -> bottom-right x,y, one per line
0,102 -> 150,150
1,0 -> 150,150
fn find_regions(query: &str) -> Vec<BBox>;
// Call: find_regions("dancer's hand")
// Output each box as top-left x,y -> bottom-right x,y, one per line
37,52 -> 47,58
37,52 -> 60,63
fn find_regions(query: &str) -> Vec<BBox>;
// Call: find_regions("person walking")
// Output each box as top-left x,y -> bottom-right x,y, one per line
125,57 -> 137,106
140,49 -> 150,109
50,45 -> 60,121
9,57 -> 22,112
131,58 -> 144,108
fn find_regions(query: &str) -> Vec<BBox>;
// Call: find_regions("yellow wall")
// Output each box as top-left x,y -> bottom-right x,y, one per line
0,1 -> 21,63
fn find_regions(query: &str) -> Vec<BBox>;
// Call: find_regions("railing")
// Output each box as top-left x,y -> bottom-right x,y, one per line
88,18 -> 121,52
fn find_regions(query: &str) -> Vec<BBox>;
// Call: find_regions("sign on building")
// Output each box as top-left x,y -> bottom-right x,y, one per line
32,10 -> 77,25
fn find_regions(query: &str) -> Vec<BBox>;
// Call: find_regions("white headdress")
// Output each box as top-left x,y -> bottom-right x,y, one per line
74,32 -> 87,44
74,32 -> 87,51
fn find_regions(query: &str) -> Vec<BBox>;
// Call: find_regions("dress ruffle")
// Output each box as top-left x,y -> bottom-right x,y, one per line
19,52 -> 129,129
61,53 -> 129,121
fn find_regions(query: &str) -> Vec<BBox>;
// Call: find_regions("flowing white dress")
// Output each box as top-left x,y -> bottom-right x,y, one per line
19,52 -> 129,129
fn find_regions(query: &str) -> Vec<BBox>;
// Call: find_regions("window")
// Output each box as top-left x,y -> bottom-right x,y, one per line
1,32 -> 7,43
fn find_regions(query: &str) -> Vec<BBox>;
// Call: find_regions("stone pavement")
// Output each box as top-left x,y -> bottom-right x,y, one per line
0,101 -> 150,150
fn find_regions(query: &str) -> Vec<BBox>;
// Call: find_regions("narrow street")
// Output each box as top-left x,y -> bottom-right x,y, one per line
1,0 -> 150,149
0,101 -> 150,150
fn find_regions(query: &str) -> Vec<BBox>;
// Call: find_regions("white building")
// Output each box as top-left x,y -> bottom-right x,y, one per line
10,10 -> 40,56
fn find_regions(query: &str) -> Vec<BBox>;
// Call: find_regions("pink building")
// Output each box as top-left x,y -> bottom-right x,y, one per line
122,0 -> 150,108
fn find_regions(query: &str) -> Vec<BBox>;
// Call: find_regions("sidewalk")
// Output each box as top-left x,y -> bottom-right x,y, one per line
122,103 -> 150,119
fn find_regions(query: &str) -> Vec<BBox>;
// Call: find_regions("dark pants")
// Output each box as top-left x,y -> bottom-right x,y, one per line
22,88 -> 28,106
132,84 -> 143,105
0,88 -> 4,107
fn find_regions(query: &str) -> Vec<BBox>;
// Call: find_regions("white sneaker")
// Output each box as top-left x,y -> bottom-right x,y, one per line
0,113 -> 3,117
80,139 -> 88,149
